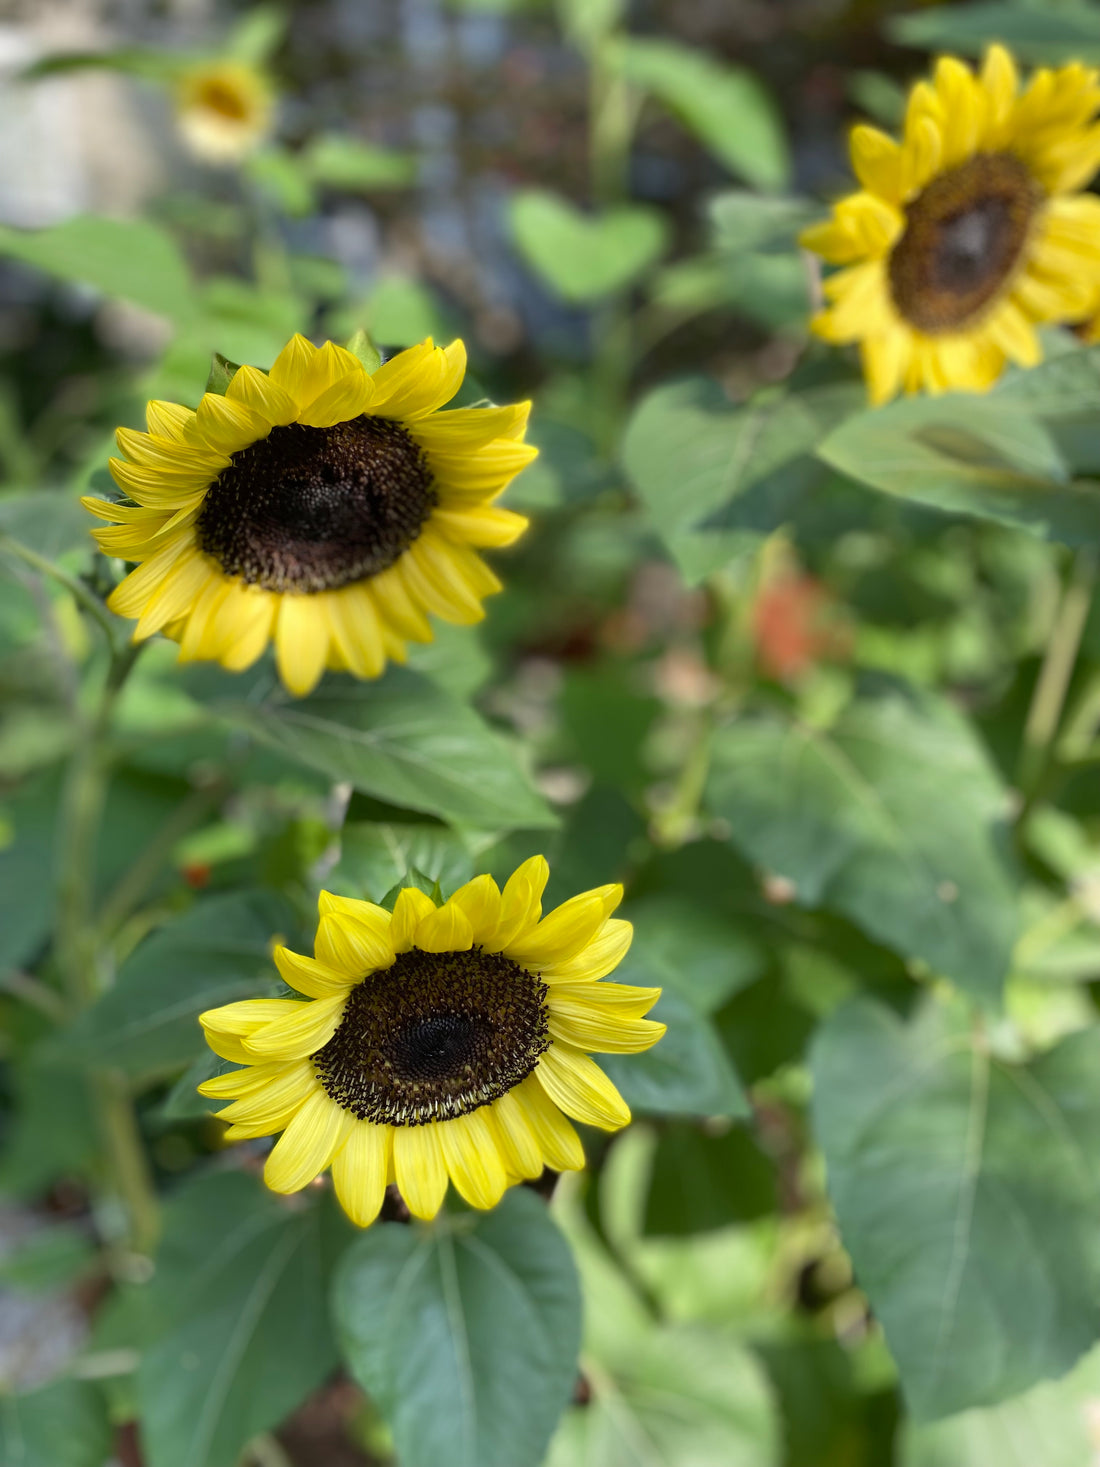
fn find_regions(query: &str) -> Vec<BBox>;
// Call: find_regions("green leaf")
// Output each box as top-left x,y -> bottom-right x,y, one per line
556,0 -> 625,50
622,377 -> 862,583
328,821 -> 474,902
612,37 -> 789,191
0,1223 -> 97,1293
214,668 -> 555,831
0,216 -> 194,325
0,1379 -> 112,1467
813,997 -> 1100,1420
58,890 -> 293,1080
136,1172 -> 344,1467
0,1056 -> 98,1199
706,682 -> 1019,1001
227,3 -> 287,64
626,895 -> 766,1013
888,3 -> 1100,64
547,1321 -> 780,1466
204,352 -> 242,395
643,1121 -> 777,1236
343,327 -> 383,375
0,769 -> 59,975
900,1339 -> 1100,1466
333,1189 -> 582,1467
244,149 -> 317,217
510,190 -> 668,303
709,190 -> 818,254
0,492 -> 94,562
302,134 -> 417,190
817,393 -> 1100,544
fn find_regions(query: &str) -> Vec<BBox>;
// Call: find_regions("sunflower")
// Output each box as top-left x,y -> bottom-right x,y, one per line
197,859 -> 664,1226
176,59 -> 275,164
83,335 -> 535,696
801,45 -> 1100,403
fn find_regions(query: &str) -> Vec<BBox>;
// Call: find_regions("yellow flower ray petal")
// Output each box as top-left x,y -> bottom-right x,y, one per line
332,1121 -> 392,1228
242,993 -> 348,1061
438,1112 -> 509,1210
264,1089 -> 354,1194
535,1042 -> 631,1130
393,1124 -> 448,1219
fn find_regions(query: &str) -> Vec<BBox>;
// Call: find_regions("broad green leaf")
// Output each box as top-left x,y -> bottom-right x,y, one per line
203,352 -> 241,395
817,393 -> 1100,544
709,191 -> 818,255
626,895 -> 766,1013
58,890 -> 293,1079
813,997 -> 1100,1420
888,3 -> 1100,64
245,148 -> 317,217
901,1339 -> 1100,1466
547,1321 -> 780,1467
613,38 -> 789,191
622,377 -> 862,583
215,668 -> 555,831
327,821 -> 474,902
510,190 -> 668,303
0,1223 -> 97,1293
0,492 -> 94,562
0,1379 -> 111,1467
333,1189 -> 582,1467
643,1122 -> 777,1236
650,251 -> 809,330
302,134 -> 417,190
0,216 -> 194,324
136,1172 -> 344,1467
0,1056 -> 97,1199
227,2 -> 287,63
0,769 -> 59,975
706,682 -> 1019,1001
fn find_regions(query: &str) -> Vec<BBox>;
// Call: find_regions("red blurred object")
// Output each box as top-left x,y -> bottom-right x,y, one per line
183,862 -> 211,890
752,573 -> 847,682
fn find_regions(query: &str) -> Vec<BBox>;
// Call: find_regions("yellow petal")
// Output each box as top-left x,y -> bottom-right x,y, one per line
296,370 -> 374,429
540,918 -> 634,983
197,1062 -> 283,1099
504,886 -> 623,970
315,910 -> 394,976
146,400 -> 197,441
488,1091 -> 544,1180
547,1003 -> 666,1054
431,505 -> 529,549
447,875 -> 502,945
264,1089 -> 353,1193
323,585 -> 387,680
211,580 -> 277,672
490,855 -> 550,951
332,1121 -> 392,1228
546,980 -> 660,1018
225,363 -> 300,425
980,43 -> 1018,144
106,534 -> 200,619
438,1112 -> 509,1209
414,900 -> 474,954
512,1074 -> 585,1171
862,328 -> 911,407
390,887 -> 438,952
408,402 -> 531,453
215,1060 -> 319,1127
850,124 -> 904,203
273,944 -> 358,998
132,548 -> 214,640
199,998 -> 307,1063
275,595 -> 330,697
242,993 -> 348,1060
535,1043 -> 630,1130
392,1123 -> 448,1219
371,565 -> 434,643
194,392 -> 270,457
268,333 -> 318,399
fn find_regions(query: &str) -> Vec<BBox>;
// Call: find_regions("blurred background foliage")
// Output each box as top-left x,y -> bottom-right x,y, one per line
7,0 -> 1100,1465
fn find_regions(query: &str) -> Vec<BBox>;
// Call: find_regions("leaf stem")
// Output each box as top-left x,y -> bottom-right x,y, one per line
0,533 -> 120,652
1017,547 -> 1097,804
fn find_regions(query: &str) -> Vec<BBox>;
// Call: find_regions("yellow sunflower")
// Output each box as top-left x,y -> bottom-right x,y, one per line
197,859 -> 664,1226
801,45 -> 1100,403
83,335 -> 535,697
176,59 -> 275,164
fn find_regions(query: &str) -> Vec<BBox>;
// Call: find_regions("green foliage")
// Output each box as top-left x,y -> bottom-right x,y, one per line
0,216 -> 193,324
611,38 -> 790,191
510,191 -> 668,302
210,668 -> 555,830
135,1172 -> 344,1467
706,682 -> 1019,1001
334,1189 -> 582,1467
814,998 -> 1100,1420
0,1379 -> 112,1467
58,890 -> 295,1079
888,3 -> 1100,64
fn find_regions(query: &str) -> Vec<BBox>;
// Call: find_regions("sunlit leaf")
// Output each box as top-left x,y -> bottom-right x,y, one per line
510,190 -> 668,303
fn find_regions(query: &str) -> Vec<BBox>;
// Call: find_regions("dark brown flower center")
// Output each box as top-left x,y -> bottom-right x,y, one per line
199,81 -> 250,122
196,415 -> 436,593
888,152 -> 1039,333
313,947 -> 550,1125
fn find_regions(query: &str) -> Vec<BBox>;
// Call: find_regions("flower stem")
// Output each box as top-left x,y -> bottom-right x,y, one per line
1017,547 -> 1097,806
0,534 -> 120,653
54,638 -> 160,1253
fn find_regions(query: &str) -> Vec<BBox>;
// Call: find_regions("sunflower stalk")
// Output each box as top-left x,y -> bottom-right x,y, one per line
54,636 -> 160,1254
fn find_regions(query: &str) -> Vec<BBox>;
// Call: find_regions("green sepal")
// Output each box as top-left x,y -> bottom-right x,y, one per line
205,352 -> 243,395
344,328 -> 383,375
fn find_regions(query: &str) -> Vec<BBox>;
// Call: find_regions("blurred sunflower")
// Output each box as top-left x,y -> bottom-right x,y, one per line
197,859 -> 664,1226
176,59 -> 275,164
83,335 -> 534,696
801,45 -> 1100,403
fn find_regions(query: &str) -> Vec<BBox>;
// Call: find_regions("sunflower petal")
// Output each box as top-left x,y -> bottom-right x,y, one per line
242,993 -> 348,1060
535,1042 -> 631,1130
438,1112 -> 509,1209
332,1121 -> 392,1228
264,1089 -> 353,1194
393,1123 -> 448,1219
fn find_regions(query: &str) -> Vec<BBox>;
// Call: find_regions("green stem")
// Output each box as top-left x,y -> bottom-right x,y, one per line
653,710 -> 714,848
1017,547 -> 1097,804
54,639 -> 160,1253
0,534 -> 119,652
